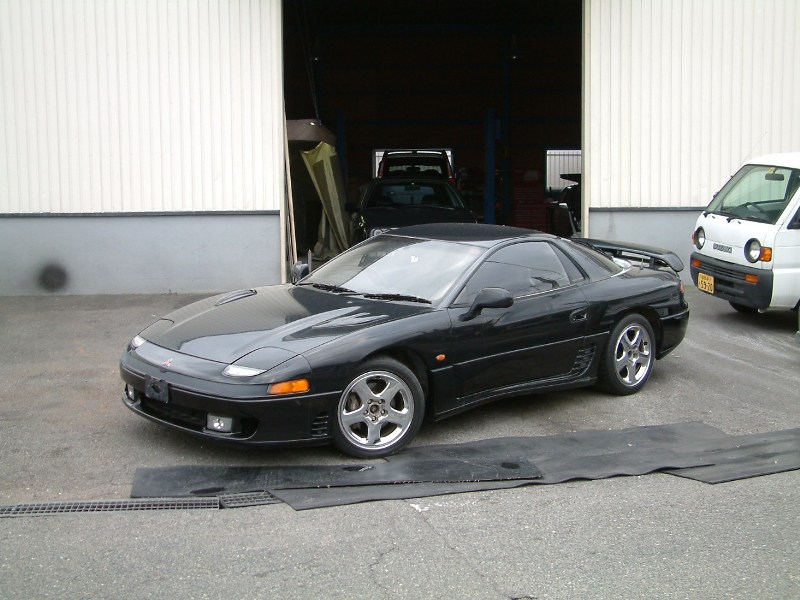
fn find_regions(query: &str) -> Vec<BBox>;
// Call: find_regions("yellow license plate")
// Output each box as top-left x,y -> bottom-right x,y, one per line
698,272 -> 714,294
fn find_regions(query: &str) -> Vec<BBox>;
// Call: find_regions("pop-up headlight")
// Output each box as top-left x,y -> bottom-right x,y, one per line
223,364 -> 267,378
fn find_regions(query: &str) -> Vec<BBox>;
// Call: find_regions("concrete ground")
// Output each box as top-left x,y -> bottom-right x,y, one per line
0,288 -> 798,599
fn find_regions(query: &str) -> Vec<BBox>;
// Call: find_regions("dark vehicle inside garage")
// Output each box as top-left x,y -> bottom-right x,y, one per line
282,0 -> 583,256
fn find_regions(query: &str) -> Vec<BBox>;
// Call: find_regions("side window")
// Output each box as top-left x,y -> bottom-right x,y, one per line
456,242 -> 574,304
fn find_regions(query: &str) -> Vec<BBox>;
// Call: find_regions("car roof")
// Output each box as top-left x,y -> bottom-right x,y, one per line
388,223 -> 551,245
746,153 -> 800,169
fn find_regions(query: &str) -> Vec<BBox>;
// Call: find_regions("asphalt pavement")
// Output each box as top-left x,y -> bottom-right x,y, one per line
0,288 -> 798,599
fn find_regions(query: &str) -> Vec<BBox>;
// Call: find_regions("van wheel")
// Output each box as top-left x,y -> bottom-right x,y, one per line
729,302 -> 758,314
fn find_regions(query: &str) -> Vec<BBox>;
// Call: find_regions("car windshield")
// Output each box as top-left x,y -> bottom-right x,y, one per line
706,164 -> 800,224
364,182 -> 465,210
301,234 -> 485,304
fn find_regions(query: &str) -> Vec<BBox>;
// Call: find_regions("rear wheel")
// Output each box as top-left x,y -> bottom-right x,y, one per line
598,314 -> 655,395
729,301 -> 758,314
333,356 -> 425,458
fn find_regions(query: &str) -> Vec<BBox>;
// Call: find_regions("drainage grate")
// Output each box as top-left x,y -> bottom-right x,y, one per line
0,497 -> 220,518
218,491 -> 281,509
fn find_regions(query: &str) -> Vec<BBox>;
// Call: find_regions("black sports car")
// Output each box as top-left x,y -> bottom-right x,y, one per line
120,224 -> 689,458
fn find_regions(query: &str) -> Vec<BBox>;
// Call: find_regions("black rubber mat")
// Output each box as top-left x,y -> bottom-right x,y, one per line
129,423 -> 800,510
131,457 -> 542,498
664,428 -> 800,483
271,424 -> 800,510
272,422 -> 728,509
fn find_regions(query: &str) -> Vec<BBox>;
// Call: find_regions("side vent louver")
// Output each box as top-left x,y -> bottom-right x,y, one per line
311,412 -> 330,438
570,345 -> 596,376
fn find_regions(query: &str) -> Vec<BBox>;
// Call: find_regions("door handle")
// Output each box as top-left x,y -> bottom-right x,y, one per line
570,309 -> 588,323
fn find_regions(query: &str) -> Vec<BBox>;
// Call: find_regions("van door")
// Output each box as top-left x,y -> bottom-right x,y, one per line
772,204 -> 800,307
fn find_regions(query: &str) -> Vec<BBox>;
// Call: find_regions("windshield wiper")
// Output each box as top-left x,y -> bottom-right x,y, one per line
361,292 -> 432,304
301,282 -> 357,294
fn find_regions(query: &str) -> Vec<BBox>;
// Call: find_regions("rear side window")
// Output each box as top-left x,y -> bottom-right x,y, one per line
455,241 -> 575,304
562,240 -> 623,280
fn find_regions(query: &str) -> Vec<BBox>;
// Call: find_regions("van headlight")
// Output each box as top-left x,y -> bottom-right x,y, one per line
693,227 -> 705,249
745,239 -> 762,263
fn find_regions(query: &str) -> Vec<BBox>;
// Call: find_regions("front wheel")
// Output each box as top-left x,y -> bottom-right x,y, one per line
333,356 -> 425,458
597,314 -> 656,395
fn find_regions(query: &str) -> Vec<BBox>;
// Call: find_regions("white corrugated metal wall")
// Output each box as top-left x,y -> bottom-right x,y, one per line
583,0 -> 800,216
0,0 -> 284,214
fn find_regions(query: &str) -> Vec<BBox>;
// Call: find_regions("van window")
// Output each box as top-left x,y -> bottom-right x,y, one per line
706,164 -> 800,225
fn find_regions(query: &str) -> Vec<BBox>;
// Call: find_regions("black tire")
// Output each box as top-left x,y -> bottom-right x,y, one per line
333,356 -> 425,458
729,301 -> 758,314
597,314 -> 656,396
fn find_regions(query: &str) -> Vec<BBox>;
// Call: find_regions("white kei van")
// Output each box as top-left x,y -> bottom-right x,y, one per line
690,153 -> 800,314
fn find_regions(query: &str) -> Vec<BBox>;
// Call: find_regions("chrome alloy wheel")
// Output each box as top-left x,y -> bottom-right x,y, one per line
338,370 -> 415,451
613,322 -> 653,387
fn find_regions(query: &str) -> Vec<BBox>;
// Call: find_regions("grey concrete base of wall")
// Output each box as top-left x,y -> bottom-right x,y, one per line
0,213 -> 282,295
588,208 -> 703,281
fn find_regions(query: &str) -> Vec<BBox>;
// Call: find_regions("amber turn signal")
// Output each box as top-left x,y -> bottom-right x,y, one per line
268,379 -> 310,395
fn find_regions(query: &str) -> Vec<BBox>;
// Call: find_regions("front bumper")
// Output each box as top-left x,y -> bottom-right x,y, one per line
690,252 -> 773,310
119,357 -> 340,447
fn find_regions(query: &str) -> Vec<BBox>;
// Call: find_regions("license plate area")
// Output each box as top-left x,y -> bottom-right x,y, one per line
144,376 -> 169,403
697,272 -> 714,294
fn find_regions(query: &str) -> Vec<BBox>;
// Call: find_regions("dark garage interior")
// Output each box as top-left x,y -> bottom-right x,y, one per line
283,0 -> 582,251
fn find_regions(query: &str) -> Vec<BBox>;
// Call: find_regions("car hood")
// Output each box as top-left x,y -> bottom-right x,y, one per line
363,206 -> 475,230
138,284 -> 427,364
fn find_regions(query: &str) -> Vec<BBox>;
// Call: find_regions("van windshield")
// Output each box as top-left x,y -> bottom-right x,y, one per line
706,164 -> 800,224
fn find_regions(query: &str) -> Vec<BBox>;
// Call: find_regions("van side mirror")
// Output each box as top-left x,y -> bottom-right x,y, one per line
460,287 -> 514,321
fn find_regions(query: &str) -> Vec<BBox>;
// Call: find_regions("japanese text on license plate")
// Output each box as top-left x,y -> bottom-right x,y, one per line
698,272 -> 714,294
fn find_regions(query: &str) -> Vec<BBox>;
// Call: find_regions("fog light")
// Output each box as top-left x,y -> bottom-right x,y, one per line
125,384 -> 136,402
206,415 -> 234,433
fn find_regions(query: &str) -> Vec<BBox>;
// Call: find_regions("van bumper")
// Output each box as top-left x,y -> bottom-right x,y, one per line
690,253 -> 773,310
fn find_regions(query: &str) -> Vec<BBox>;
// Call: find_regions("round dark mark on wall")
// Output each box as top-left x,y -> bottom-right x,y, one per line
38,263 -> 68,292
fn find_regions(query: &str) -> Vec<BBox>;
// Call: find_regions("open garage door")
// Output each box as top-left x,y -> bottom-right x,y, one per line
282,0 -> 582,248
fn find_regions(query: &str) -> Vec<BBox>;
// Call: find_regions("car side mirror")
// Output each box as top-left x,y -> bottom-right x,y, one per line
460,287 -> 513,321
291,261 -> 309,284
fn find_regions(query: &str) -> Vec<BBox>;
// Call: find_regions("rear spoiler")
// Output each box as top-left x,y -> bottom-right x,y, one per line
577,238 -> 685,273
